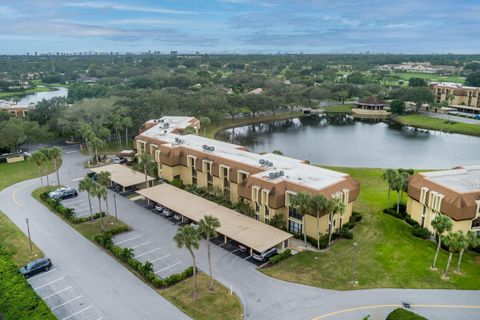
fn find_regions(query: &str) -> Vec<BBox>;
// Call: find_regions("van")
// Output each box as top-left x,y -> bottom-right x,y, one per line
252,248 -> 277,262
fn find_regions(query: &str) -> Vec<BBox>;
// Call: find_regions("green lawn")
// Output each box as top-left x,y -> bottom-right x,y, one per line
393,72 -> 465,84
0,160 -> 55,192
161,273 -> 243,320
323,105 -> 353,113
261,166 -> 480,290
396,114 -> 480,137
80,140 -> 134,156
204,112 -> 304,139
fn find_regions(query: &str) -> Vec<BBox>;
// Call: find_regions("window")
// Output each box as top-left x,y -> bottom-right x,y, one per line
288,207 -> 302,220
265,205 -> 270,217
472,217 -> 480,229
421,216 -> 426,228
255,202 -> 260,213
288,220 -> 302,235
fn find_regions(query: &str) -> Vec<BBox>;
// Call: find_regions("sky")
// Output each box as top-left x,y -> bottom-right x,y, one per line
0,0 -> 479,54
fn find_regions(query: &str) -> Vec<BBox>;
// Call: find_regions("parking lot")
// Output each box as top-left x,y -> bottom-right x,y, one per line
27,267 -> 103,320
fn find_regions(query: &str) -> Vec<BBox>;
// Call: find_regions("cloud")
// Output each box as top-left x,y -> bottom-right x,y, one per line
64,1 -> 195,15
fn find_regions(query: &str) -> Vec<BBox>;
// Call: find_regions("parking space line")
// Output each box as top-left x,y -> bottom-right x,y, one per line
219,240 -> 232,247
52,295 -> 82,310
65,150 -> 78,154
71,177 -> 83,181
231,249 -> 239,254
131,241 -> 150,249
155,262 -> 182,274
115,236 -> 141,245
76,207 -> 91,212
244,255 -> 252,260
134,247 -> 162,258
76,211 -> 92,217
151,254 -> 170,263
28,268 -> 57,280
34,276 -> 65,290
61,306 -> 92,320
42,286 -> 73,299
62,200 -> 83,205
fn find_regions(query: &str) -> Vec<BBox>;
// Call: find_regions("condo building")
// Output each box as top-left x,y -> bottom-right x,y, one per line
407,166 -> 480,235
430,82 -> 480,114
135,116 -> 359,239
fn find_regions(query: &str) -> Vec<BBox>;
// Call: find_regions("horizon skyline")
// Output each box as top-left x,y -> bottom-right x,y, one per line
0,0 -> 479,54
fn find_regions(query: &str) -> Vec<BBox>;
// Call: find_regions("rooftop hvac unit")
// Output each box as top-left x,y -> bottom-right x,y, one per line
203,144 -> 208,150
209,146 -> 215,152
164,123 -> 169,128
274,172 -> 280,178
279,171 -> 284,176
268,162 -> 273,167
259,159 -> 265,165
269,173 -> 275,179
153,119 -> 158,123
164,130 -> 167,134
159,119 -> 164,123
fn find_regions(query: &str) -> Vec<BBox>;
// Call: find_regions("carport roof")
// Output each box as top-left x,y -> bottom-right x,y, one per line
137,184 -> 292,253
90,164 -> 155,188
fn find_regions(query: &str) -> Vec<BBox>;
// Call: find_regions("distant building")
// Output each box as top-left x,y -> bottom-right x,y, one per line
430,82 -> 480,114
407,165 -> 480,235
375,62 -> 459,74
0,100 -> 33,117
354,96 -> 387,111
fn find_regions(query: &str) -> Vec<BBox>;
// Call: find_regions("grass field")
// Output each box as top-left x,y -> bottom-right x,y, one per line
80,140 -> 134,156
161,273 -> 243,320
396,114 -> 480,137
393,72 -> 465,84
323,105 -> 353,113
261,166 -> 480,290
0,160 -> 56,192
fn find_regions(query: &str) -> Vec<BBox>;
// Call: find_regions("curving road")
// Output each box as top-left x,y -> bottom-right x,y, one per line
1,146 -> 479,320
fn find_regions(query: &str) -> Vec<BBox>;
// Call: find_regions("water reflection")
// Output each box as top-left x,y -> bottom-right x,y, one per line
218,114 -> 480,169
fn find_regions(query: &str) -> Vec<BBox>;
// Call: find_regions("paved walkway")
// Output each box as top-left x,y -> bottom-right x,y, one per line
1,146 -> 479,320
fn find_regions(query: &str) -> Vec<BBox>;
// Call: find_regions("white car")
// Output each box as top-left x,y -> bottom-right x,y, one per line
162,208 -> 173,217
155,204 -> 164,212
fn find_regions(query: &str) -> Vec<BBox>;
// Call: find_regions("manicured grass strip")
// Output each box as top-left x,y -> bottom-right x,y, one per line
205,112 -> 304,139
0,211 -> 43,267
396,114 -> 480,137
161,273 -> 243,320
323,104 -> 353,113
261,166 -> 480,290
0,247 -> 56,320
392,71 -> 465,84
0,161 -> 55,192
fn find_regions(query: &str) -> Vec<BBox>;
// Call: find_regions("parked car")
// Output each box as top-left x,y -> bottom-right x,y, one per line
48,187 -> 78,200
238,244 -> 247,253
112,156 -> 127,164
162,208 -> 173,217
252,248 -> 277,262
191,222 -> 199,229
19,257 -> 52,278
475,114 -> 480,120
173,213 -> 182,221
155,204 -> 164,213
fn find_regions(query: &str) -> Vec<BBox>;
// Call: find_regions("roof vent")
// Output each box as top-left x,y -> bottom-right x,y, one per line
164,123 -> 169,128
209,146 -> 215,152
203,144 -> 208,150
259,159 -> 265,165
279,170 -> 284,176
268,173 -> 275,179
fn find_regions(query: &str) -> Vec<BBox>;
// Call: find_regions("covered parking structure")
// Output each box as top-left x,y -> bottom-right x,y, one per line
137,184 -> 292,256
90,164 -> 156,192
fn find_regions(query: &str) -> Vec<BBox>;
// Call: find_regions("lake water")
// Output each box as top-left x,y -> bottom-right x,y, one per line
9,87 -> 68,105
216,114 -> 480,169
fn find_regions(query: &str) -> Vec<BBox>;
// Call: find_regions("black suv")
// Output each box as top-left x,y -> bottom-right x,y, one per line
19,258 -> 52,278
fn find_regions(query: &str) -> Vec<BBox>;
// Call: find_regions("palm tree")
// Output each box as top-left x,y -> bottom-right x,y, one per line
49,146 -> 62,186
39,148 -> 51,185
291,192 -> 312,247
431,214 -> 453,269
382,169 -> 395,207
135,151 -> 156,185
457,231 -> 480,273
309,194 -> 328,250
122,117 -> 132,147
198,215 -> 221,291
91,183 -> 107,231
174,225 -> 201,298
30,151 -> 46,186
443,232 -> 464,278
327,197 -> 345,248
200,116 -> 211,136
79,177 -> 96,221
96,171 -> 112,215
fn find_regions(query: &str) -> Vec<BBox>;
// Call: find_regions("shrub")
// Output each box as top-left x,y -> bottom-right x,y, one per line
383,207 -> 407,220
411,226 -> 431,239
94,233 -> 114,249
405,215 -> 419,226
269,249 -> 292,264
343,221 -> 354,229
335,226 -> 353,240
351,211 -> 362,222
170,177 -> 183,188
386,308 -> 427,320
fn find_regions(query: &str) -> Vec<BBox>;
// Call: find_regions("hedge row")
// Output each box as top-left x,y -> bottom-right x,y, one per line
386,308 -> 427,320
0,247 -> 57,320
269,249 -> 292,264
40,190 -> 105,224
383,205 -> 431,240
94,232 -> 194,289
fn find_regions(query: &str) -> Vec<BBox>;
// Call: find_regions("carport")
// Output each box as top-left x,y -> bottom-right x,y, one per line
90,164 -> 156,192
137,184 -> 292,255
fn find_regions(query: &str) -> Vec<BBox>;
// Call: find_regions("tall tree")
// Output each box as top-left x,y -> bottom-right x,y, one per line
174,225 -> 201,298
327,197 -> 345,248
198,215 -> 221,291
431,214 -> 453,269
30,151 -> 46,186
382,169 -> 396,207
39,148 -> 52,185
49,147 -> 62,186
442,232 -> 464,278
135,151 -> 157,184
291,192 -> 312,247
91,183 -> 107,231
199,116 -> 211,136
309,194 -> 328,250
456,231 -> 480,273
122,117 -> 133,147
78,177 -> 96,220
96,171 -> 112,215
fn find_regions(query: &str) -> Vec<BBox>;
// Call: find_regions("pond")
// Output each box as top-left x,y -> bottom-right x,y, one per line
216,114 -> 480,169
9,87 -> 68,105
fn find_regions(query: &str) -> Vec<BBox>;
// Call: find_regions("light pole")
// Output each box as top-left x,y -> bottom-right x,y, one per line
25,218 -> 33,255
113,193 -> 118,221
351,242 -> 358,285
